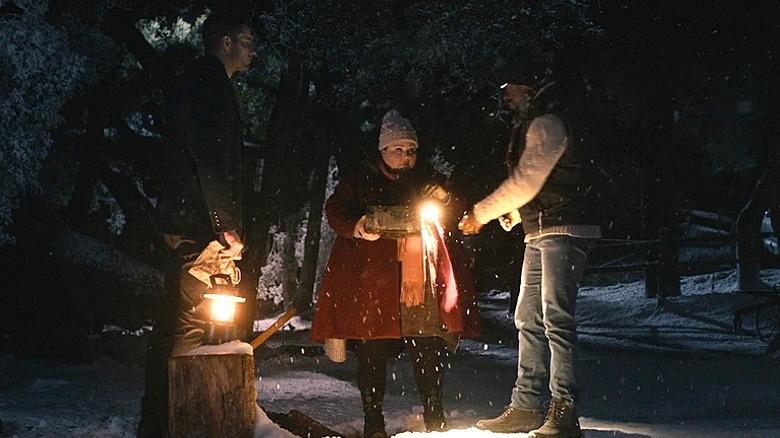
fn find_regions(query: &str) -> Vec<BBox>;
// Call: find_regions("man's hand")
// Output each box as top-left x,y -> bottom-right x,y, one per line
354,215 -> 381,241
219,229 -> 244,261
499,209 -> 522,232
458,210 -> 484,235
421,183 -> 451,204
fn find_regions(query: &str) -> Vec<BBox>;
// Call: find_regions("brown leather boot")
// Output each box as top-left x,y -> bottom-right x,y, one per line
527,398 -> 582,438
475,406 -> 545,433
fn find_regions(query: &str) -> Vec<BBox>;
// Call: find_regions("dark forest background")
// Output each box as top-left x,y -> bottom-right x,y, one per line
1,0 -> 778,363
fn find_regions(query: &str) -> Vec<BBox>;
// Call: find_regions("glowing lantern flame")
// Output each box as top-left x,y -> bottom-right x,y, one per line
202,273 -> 246,345
203,292 -> 246,323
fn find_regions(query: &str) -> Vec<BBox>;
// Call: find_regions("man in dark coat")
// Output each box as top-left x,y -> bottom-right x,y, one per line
311,110 -> 480,437
138,11 -> 256,437
459,79 -> 601,438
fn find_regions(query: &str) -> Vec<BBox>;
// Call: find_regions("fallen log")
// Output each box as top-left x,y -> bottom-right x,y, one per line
264,409 -> 342,438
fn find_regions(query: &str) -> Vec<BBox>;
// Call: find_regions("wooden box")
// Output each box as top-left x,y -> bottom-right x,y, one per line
365,205 -> 419,238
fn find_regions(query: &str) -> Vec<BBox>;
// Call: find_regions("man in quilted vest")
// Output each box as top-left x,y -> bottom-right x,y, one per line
459,78 -> 601,438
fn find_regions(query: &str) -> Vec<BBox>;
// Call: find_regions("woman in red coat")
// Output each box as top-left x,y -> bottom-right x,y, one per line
310,110 -> 480,437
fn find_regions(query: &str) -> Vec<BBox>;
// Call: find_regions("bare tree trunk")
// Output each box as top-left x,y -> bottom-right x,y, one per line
294,150 -> 330,314
242,54 -> 303,319
65,107 -> 104,231
281,216 -> 302,308
100,164 -> 158,259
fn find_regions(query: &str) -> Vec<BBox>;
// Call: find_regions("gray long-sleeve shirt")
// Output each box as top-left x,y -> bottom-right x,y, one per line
473,114 -> 568,224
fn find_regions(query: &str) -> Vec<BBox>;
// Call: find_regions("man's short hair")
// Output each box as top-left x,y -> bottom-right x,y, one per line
201,11 -> 248,54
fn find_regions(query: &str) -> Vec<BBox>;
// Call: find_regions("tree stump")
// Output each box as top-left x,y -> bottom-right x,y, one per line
168,351 -> 256,437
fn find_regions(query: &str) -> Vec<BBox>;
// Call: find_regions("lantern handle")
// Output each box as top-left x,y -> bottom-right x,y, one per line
209,273 -> 233,288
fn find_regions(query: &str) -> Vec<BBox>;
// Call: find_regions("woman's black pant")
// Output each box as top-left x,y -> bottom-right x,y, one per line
354,336 -> 446,430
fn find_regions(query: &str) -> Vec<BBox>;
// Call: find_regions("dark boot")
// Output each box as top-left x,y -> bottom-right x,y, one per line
418,369 -> 445,431
527,398 -> 582,438
475,406 -> 545,433
422,399 -> 446,432
363,408 -> 387,438
408,337 -> 447,431
419,381 -> 445,431
356,340 -> 393,438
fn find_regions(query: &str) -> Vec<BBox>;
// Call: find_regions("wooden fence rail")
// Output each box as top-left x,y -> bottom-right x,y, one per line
585,229 -> 778,301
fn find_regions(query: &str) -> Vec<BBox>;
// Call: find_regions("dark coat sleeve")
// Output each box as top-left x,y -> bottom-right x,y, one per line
324,175 -> 364,238
189,73 -> 242,234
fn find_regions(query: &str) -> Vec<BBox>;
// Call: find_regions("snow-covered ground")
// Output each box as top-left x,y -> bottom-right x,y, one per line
2,268 -> 779,437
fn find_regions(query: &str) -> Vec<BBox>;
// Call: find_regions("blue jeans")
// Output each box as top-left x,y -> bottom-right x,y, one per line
510,235 -> 597,410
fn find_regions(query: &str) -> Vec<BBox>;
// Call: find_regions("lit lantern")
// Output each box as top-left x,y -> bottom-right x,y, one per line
203,273 -> 246,345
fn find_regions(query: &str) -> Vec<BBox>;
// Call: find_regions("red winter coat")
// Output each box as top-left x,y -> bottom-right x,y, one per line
310,158 -> 480,342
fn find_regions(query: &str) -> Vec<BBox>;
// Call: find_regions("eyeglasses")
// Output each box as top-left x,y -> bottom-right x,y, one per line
382,146 -> 418,158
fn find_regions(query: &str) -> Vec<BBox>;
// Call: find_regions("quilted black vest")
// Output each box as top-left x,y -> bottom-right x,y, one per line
517,112 -> 601,235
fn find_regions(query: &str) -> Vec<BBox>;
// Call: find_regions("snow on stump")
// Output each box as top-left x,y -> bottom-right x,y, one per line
168,341 -> 256,437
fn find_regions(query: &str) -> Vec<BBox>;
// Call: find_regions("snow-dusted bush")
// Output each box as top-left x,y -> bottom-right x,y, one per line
0,0 -> 86,243
137,14 -> 205,53
256,228 -> 290,305
0,0 -> 121,242
428,149 -> 454,178
256,215 -> 306,306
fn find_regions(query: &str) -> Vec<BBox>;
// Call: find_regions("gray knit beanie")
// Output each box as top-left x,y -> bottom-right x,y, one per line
378,110 -> 418,150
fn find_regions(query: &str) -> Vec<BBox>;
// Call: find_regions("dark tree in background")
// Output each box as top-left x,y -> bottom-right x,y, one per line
586,1 -> 779,236
0,0 -> 777,361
